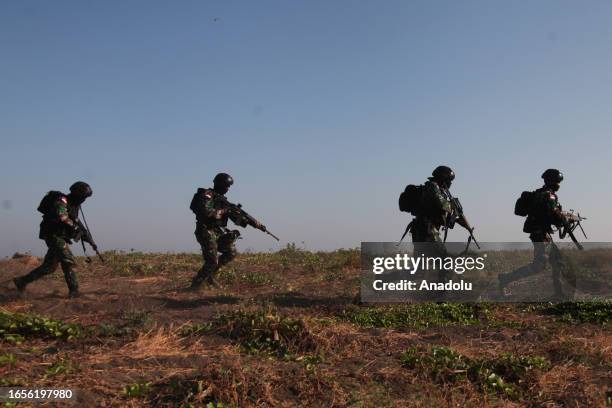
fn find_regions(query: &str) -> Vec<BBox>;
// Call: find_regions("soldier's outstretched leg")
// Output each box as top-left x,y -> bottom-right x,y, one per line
191,229 -> 220,289
499,244 -> 545,289
499,233 -> 555,297
13,238 -> 61,292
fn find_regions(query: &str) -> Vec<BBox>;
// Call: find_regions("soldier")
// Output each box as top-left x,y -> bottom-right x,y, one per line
498,169 -> 567,298
13,181 -> 93,298
411,165 -> 473,246
189,173 -> 263,289
410,166 -> 475,285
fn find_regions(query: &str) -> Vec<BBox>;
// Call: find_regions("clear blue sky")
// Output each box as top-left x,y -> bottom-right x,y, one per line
1,1 -> 611,256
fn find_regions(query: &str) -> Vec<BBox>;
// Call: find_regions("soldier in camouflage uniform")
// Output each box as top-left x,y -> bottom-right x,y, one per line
411,166 -> 454,245
498,169 -> 567,297
412,166 -> 473,244
189,173 -> 262,289
13,182 -> 93,298
411,166 -> 473,283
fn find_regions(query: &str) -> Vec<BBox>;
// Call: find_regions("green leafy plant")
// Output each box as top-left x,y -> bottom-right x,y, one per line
123,381 -> 152,398
0,353 -> 16,367
183,310 -> 316,356
542,301 -> 611,325
401,346 -> 550,399
0,312 -> 84,342
45,357 -> 80,377
341,303 -> 489,329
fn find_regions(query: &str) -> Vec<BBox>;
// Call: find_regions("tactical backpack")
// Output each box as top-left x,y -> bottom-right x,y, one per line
399,184 -> 424,216
37,191 -> 64,216
514,191 -> 535,217
190,188 -> 208,215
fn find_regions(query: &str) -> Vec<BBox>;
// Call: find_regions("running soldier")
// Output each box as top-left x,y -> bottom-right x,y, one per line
499,169 -> 571,298
410,166 -> 475,246
13,182 -> 94,298
399,166 -> 478,286
189,173 -> 276,289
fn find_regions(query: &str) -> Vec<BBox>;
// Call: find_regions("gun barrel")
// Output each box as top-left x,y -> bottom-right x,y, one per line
266,231 -> 280,241
222,197 -> 278,241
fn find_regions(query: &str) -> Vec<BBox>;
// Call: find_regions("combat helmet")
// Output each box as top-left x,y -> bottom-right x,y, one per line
432,165 -> 455,188
213,173 -> 234,192
69,181 -> 93,199
541,169 -> 563,185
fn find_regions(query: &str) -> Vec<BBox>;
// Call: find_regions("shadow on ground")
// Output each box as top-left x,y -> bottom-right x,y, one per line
265,291 -> 353,308
149,295 -> 241,309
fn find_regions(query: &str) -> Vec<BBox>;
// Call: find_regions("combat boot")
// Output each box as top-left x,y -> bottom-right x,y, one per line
189,276 -> 204,290
498,274 -> 511,297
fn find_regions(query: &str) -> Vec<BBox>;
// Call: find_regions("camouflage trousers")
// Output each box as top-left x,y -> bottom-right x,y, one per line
192,228 -> 238,286
17,236 -> 78,292
499,232 -> 564,296
410,218 -> 443,244
411,220 -> 449,282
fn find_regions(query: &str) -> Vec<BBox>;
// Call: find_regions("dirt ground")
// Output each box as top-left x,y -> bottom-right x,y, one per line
0,250 -> 610,407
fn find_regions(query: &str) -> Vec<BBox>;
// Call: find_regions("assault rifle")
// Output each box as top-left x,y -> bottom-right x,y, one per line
75,206 -> 105,263
559,210 -> 587,250
219,198 -> 280,241
443,189 -> 481,250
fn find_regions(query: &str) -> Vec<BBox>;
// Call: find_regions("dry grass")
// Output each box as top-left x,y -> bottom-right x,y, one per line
0,249 -> 610,407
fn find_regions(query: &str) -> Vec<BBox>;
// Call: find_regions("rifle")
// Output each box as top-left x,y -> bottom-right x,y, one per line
219,198 -> 280,241
559,210 -> 587,250
443,189 -> 481,250
75,206 -> 105,263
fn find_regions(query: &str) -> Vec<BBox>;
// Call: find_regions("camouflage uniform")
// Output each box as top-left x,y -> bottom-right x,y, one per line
499,187 -> 565,295
191,188 -> 247,287
411,179 -> 452,281
411,180 -> 452,244
14,193 -> 80,294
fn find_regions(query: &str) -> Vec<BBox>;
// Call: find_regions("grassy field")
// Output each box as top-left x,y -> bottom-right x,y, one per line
0,246 -> 610,407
